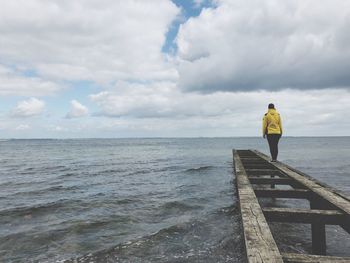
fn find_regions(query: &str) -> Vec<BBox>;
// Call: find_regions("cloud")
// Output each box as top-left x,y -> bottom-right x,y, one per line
15,124 -> 30,130
0,65 -> 62,96
89,81 -> 350,136
1,1 -> 350,138
66,100 -> 89,118
176,0 -> 350,92
1,87 -> 348,137
193,0 -> 206,8
46,125 -> 67,132
0,0 -> 180,84
11,97 -> 45,118
87,87 -> 350,137
90,82 -> 175,118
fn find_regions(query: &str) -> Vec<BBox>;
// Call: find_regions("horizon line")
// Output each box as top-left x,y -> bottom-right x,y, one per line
1,135 -> 350,140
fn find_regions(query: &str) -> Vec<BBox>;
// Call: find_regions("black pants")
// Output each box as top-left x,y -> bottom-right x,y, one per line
267,134 -> 281,160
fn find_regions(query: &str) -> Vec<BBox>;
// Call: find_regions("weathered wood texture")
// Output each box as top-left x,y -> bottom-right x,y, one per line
234,150 -> 284,263
249,177 -> 294,185
253,150 -> 350,215
245,170 -> 285,176
255,188 -> 310,199
249,177 -> 305,189
234,149 -> 350,261
263,207 -> 347,225
254,149 -> 350,235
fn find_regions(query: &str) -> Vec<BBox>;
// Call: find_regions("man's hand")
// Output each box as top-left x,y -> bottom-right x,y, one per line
263,134 -> 266,139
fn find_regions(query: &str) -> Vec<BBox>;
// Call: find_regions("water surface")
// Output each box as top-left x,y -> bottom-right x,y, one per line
0,137 -> 349,262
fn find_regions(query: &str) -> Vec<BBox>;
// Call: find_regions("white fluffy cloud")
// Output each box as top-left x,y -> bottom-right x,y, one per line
176,0 -> 350,92
90,81 -> 350,136
90,82 -> 176,118
0,0 -> 180,84
66,100 -> 89,118
0,65 -> 61,96
11,97 -> 45,118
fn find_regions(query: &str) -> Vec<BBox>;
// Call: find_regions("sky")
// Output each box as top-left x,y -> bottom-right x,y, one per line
0,0 -> 350,138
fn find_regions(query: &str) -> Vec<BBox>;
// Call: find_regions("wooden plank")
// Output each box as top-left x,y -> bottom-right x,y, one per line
241,161 -> 270,164
246,170 -> 284,176
245,165 -> 277,170
235,150 -> 350,260
262,207 -> 346,225
254,188 -> 310,199
253,150 -> 350,215
309,195 -> 339,211
249,176 -> 307,189
245,169 -> 278,172
233,150 -> 284,263
263,207 -> 350,255
236,151 -> 257,157
249,177 -> 294,185
239,158 -> 263,161
282,253 -> 350,263
241,162 -> 268,166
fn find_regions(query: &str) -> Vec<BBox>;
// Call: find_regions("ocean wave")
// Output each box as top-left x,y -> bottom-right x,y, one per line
1,215 -> 139,259
57,172 -> 77,178
126,169 -> 153,176
63,219 -> 205,263
61,215 -> 139,233
184,166 -> 214,173
159,201 -> 202,213
0,199 -> 82,218
43,165 -> 68,171
64,205 -> 244,263
4,185 -> 82,198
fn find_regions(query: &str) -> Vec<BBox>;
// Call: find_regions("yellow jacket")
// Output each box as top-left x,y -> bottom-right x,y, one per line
262,109 -> 282,135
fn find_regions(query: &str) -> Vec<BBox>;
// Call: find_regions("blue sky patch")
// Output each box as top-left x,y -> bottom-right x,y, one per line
162,0 -> 215,54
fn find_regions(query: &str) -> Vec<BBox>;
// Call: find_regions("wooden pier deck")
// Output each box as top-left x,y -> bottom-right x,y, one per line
233,149 -> 350,263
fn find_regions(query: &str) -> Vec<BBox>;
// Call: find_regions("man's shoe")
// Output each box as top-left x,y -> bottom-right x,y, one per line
270,159 -> 277,162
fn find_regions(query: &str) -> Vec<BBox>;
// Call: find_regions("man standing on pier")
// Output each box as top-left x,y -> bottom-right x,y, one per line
262,103 -> 283,162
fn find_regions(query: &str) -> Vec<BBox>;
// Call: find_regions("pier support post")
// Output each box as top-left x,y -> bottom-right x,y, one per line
311,221 -> 326,255
310,196 -> 327,255
237,149 -> 350,262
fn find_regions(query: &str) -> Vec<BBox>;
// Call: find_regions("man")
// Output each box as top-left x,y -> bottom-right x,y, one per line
262,103 -> 282,162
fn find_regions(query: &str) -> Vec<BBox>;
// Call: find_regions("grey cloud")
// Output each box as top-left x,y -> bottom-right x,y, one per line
176,0 -> 350,92
89,81 -> 350,122
0,0 -> 180,84
89,85 -> 350,136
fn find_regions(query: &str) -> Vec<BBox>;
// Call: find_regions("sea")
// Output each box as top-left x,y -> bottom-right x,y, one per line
0,137 -> 349,262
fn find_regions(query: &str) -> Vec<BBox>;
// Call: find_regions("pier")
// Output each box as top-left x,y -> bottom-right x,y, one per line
233,149 -> 350,263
